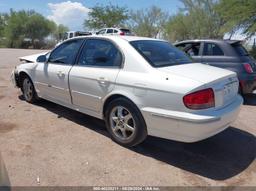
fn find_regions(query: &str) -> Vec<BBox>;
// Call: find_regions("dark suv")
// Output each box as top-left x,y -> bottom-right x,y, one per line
174,39 -> 256,94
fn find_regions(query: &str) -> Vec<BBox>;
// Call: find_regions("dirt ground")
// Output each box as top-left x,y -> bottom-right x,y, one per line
0,48 -> 255,187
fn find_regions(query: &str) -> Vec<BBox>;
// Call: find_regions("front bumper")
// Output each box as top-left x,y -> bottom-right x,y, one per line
10,70 -> 19,87
141,95 -> 243,143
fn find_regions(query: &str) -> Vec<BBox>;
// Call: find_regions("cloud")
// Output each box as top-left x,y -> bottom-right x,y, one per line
47,1 -> 91,31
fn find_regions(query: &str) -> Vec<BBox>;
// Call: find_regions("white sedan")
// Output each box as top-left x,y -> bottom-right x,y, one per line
11,36 -> 243,147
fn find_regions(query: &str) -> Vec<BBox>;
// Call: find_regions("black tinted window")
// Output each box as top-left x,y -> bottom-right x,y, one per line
49,39 -> 84,64
121,29 -> 132,35
203,43 -> 224,56
130,40 -> 191,67
78,39 -> 122,67
107,29 -> 113,33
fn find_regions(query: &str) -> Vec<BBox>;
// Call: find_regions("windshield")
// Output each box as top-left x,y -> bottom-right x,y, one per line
232,43 -> 249,56
130,40 -> 192,67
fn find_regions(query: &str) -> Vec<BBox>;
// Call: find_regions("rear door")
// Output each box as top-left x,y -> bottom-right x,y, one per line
201,42 -> 226,66
200,42 -> 244,73
69,39 -> 122,112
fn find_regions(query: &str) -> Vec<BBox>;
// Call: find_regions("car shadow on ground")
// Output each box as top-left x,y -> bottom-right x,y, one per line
20,97 -> 256,181
243,93 -> 256,106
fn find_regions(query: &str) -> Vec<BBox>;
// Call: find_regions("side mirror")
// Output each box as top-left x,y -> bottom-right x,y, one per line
36,55 -> 47,63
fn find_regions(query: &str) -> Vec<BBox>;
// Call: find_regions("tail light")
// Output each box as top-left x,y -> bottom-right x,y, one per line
120,32 -> 125,36
243,63 -> 253,73
183,88 -> 215,110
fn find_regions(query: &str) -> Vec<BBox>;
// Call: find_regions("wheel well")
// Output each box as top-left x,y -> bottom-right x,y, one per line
18,72 -> 30,88
103,94 -> 135,118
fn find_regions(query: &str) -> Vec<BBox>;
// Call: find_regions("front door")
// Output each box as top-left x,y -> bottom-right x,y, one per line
176,42 -> 202,62
35,39 -> 84,104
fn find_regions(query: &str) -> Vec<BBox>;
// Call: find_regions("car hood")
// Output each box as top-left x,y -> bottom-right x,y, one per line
157,63 -> 236,84
19,52 -> 48,63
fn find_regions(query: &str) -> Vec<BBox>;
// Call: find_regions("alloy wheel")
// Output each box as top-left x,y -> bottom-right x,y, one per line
109,106 -> 136,140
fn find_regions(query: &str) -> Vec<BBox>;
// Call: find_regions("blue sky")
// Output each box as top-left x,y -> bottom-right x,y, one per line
0,0 -> 183,30
0,0 -> 183,13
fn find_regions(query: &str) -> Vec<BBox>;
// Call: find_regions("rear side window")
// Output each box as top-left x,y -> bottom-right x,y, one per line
130,40 -> 192,67
78,39 -> 122,67
232,43 -> 249,56
203,43 -> 224,56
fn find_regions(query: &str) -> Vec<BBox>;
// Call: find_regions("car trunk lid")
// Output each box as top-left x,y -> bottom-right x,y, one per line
158,63 -> 239,108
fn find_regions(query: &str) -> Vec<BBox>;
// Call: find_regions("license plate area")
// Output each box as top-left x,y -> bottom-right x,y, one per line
223,81 -> 238,103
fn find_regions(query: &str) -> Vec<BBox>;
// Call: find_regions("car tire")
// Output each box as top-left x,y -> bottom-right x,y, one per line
105,97 -> 147,147
21,76 -> 39,103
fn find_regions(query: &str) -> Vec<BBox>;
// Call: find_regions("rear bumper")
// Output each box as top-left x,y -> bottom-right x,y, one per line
141,95 -> 243,143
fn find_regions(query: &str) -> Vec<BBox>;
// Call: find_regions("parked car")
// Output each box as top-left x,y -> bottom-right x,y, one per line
174,39 -> 256,94
56,31 -> 92,47
96,28 -> 133,36
11,36 -> 242,147
62,31 -> 92,40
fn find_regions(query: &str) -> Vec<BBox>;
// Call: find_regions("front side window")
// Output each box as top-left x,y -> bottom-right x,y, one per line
203,43 -> 224,56
183,43 -> 201,56
48,39 -> 84,64
78,39 -> 122,67
130,40 -> 191,67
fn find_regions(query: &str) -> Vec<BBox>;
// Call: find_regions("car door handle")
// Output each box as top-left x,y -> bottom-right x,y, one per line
57,71 -> 65,77
97,77 -> 109,84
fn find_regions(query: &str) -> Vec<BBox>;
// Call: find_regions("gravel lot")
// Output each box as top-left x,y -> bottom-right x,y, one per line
0,48 -> 255,187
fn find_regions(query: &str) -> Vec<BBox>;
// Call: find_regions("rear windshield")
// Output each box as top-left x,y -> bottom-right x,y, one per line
120,29 -> 132,34
232,43 -> 249,56
130,40 -> 192,67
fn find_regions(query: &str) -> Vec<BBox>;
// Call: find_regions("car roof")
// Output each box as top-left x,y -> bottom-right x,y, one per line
174,39 -> 242,45
69,35 -> 166,42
